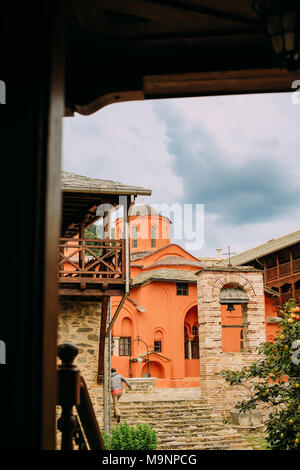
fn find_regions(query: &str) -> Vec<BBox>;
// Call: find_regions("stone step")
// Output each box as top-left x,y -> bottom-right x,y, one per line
118,413 -> 221,421
120,399 -> 206,405
115,407 -> 222,413
118,419 -> 225,428
114,413 -> 224,422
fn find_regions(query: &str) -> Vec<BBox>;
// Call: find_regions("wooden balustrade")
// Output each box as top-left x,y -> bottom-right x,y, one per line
266,266 -> 277,281
57,343 -> 105,450
57,343 -> 80,450
279,261 -> 291,277
58,238 -> 126,295
266,258 -> 300,282
294,259 -> 300,273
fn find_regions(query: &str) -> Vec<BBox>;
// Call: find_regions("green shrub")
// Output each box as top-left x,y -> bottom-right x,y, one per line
103,422 -> 158,450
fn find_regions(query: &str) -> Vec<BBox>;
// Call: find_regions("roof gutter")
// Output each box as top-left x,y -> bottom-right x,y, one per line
62,187 -> 152,196
105,292 -> 129,338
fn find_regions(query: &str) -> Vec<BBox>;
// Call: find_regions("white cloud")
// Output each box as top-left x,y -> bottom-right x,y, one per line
62,101 -> 183,205
62,93 -> 300,256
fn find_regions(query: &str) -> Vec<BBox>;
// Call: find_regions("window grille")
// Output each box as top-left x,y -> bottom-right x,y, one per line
119,337 -> 131,356
191,336 -> 199,359
176,283 -> 189,296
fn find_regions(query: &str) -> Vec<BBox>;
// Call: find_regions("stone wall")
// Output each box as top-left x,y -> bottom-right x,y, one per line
57,301 -> 105,428
126,377 -> 157,393
196,267 -> 266,412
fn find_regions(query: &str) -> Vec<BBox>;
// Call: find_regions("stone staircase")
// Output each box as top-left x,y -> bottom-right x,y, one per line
112,389 -> 252,450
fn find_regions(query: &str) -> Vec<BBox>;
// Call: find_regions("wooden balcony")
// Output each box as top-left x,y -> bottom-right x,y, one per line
58,237 -> 127,297
266,258 -> 300,282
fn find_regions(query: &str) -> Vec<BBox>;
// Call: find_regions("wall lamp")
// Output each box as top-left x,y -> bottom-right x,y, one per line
252,0 -> 300,71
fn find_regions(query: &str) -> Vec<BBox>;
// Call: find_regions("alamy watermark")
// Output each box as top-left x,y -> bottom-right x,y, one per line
291,80 -> 300,105
0,80 -> 6,104
96,197 -> 205,251
0,340 -> 6,364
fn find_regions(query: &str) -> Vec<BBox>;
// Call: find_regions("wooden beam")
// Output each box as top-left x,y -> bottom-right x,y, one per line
97,296 -> 110,383
143,68 -> 300,98
101,0 -> 255,27
59,289 -> 125,297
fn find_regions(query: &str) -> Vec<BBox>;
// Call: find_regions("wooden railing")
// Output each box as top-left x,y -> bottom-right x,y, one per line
280,290 -> 300,306
58,238 -> 125,285
265,258 -> 300,282
57,343 -> 105,450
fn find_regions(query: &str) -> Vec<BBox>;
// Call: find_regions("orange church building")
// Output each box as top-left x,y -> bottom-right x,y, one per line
111,204 -> 281,388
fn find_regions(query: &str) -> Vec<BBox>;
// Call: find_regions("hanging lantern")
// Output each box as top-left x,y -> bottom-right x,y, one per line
252,0 -> 300,70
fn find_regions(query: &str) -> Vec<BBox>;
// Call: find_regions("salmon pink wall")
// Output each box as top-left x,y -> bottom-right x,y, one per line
111,282 -> 200,387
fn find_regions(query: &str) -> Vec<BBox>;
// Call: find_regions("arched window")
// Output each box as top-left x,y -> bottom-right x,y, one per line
119,317 -> 133,356
191,325 -> 199,359
132,226 -> 138,248
184,326 -> 189,359
151,225 -> 156,248
154,329 -> 164,353
191,336 -> 199,359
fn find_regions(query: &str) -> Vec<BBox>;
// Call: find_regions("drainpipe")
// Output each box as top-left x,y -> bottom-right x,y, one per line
104,298 -> 112,435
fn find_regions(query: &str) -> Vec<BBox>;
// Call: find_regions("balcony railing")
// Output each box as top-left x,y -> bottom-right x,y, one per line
281,290 -> 300,305
58,238 -> 126,293
265,258 -> 300,282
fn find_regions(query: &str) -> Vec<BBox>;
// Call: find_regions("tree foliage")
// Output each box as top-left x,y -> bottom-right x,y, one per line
219,299 -> 300,450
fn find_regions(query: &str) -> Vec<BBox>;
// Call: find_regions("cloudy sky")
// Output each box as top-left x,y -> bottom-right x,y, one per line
62,92 -> 300,258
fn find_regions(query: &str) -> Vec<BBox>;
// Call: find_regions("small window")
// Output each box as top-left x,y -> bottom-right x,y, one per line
240,329 -> 244,352
119,337 -> 131,356
151,225 -> 156,248
132,226 -> 138,248
184,326 -> 189,359
192,325 -> 198,336
154,340 -> 162,352
176,283 -> 189,296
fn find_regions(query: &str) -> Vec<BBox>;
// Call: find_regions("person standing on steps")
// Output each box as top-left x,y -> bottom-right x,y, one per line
111,368 -> 132,423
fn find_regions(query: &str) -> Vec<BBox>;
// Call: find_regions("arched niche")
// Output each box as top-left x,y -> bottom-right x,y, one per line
142,360 -> 165,379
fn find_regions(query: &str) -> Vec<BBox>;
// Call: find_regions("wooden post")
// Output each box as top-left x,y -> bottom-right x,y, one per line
57,343 -> 80,450
290,249 -> 294,275
279,286 -> 283,307
276,254 -> 280,280
292,282 -> 296,299
97,296 -> 110,383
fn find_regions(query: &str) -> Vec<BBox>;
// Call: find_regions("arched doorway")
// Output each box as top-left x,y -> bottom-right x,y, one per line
183,306 -> 200,378
220,284 -> 249,352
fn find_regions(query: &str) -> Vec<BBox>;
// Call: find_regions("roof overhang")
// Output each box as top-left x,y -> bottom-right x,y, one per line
61,171 -> 151,237
64,0 -> 300,115
220,287 -> 249,304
